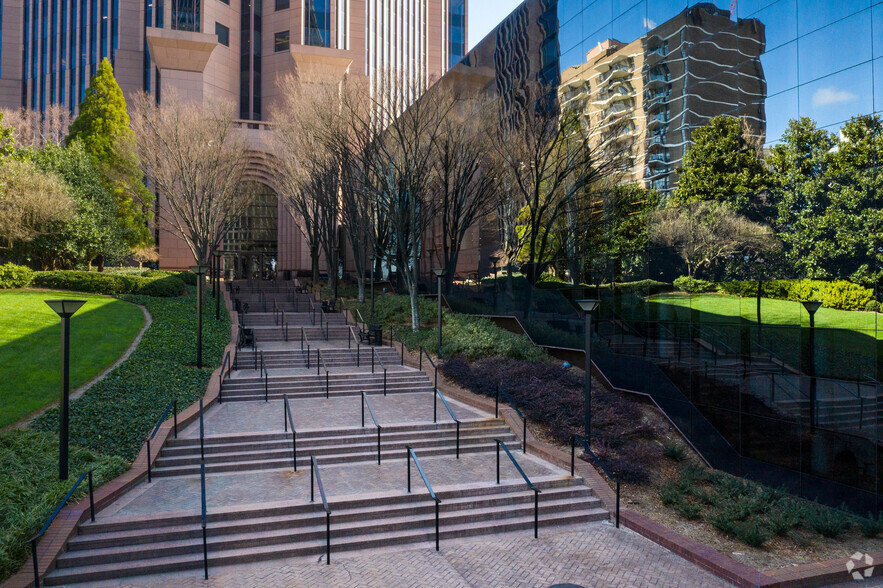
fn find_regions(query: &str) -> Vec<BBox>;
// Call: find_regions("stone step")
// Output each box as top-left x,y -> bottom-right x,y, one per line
220,388 -> 435,403
221,379 -> 431,393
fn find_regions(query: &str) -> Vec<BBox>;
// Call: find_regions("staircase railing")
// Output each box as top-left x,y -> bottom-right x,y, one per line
310,456 -> 332,565
147,399 -> 178,483
317,348 -> 331,398
200,462 -> 209,579
389,325 -> 406,365
284,394 -> 297,471
261,350 -> 268,402
199,399 -> 205,461
348,326 -> 362,367
434,388 -> 460,458
361,392 -> 382,464
371,346 -> 388,395
496,383 -> 527,454
29,471 -> 96,587
406,446 -> 442,551
419,346 -> 439,390
302,329 -> 311,368
495,439 -> 540,538
355,308 -> 367,330
571,434 -> 619,528
219,350 -> 231,404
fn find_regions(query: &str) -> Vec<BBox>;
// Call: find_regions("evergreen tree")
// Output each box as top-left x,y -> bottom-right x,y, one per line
67,59 -> 153,252
670,116 -> 771,218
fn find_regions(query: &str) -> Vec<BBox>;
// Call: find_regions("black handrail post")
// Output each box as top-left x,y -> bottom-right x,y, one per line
326,511 -> 331,565
201,462 -> 208,580
31,539 -> 39,588
534,489 -> 539,538
372,349 -> 375,373
419,347 -> 423,371
570,436 -> 575,476
435,501 -> 440,551
496,440 -> 500,484
383,369 -> 387,396
284,395 -> 288,432
199,399 -> 205,462
361,392 -> 365,427
147,438 -> 152,483
406,447 -> 411,493
377,427 -> 382,465
317,349 -> 320,375
456,421 -> 460,459
326,371 -> 329,399
615,481 -> 621,528
310,458 -> 315,502
523,418 -> 527,454
88,470 -> 95,522
173,399 -> 178,438
433,389 -> 438,423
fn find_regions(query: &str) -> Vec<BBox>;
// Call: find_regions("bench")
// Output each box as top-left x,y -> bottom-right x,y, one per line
238,327 -> 255,349
321,298 -> 337,313
359,323 -> 383,345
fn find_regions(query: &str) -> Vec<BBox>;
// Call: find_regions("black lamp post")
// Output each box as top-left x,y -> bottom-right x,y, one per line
576,299 -> 600,441
190,265 -> 210,368
213,251 -> 222,320
489,255 -> 500,309
433,268 -> 446,358
45,299 -> 86,480
802,300 -> 822,429
369,255 -> 376,319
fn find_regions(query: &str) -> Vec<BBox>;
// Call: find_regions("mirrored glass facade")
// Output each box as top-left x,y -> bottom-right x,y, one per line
433,0 -> 883,511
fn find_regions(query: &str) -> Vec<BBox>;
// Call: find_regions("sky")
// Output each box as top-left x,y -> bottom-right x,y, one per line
468,1 -> 524,50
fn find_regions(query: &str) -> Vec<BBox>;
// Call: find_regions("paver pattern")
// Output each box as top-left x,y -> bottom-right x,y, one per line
97,524 -> 729,587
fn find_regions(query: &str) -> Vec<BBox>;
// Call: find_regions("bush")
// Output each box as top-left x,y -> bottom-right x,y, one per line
734,521 -> 772,548
0,263 -> 34,289
136,276 -> 186,297
673,276 -> 715,293
600,280 -> 672,295
659,480 -> 685,506
536,273 -> 569,289
804,503 -> 851,538
31,271 -> 185,297
864,301 -> 880,313
662,442 -> 687,462
177,271 -> 198,286
859,512 -> 883,538
674,501 -> 703,520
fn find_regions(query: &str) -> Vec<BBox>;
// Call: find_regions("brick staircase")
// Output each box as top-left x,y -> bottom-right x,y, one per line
45,477 -> 605,585
234,346 -> 400,370
220,371 -> 433,401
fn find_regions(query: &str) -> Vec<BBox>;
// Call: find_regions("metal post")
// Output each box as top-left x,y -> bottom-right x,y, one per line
173,399 -> 178,438
496,440 -> 500,484
523,418 -> 527,454
31,539 -> 39,588
584,311 -> 592,441
147,438 -> 152,483
383,370 -> 387,396
534,489 -> 539,538
361,393 -> 365,427
570,437 -> 575,476
60,314 -> 71,480
199,399 -> 205,461
285,395 -> 288,432
615,481 -> 621,528
311,459 -> 315,502
437,274 -> 443,358
407,449 -> 411,493
88,470 -> 95,522
435,501 -> 440,551
326,512 -> 331,565
197,273 -> 204,368
456,421 -> 460,459
433,389 -> 437,423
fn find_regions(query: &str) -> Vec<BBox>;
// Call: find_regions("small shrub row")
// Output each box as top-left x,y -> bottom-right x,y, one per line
694,277 -> 875,312
31,271 -> 187,298
672,276 -> 716,293
0,263 -> 34,289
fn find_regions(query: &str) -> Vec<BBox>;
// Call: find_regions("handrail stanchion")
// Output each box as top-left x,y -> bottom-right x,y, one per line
434,388 -> 460,458
572,434 -> 620,528
146,400 -> 176,482
285,395 -> 297,471
310,456 -> 331,565
362,392 -> 382,464
497,384 -> 528,454
495,439 -> 541,538
199,399 -> 205,461
201,462 -> 208,580
406,447 -> 441,551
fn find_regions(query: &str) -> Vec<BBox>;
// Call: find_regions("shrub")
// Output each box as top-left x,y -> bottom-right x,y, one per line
864,301 -> 879,313
178,271 -> 198,286
734,521 -> 772,548
859,512 -> 883,538
600,280 -> 672,294
766,502 -> 801,536
0,263 -> 34,289
136,276 -> 186,297
674,501 -> 703,520
706,506 -> 739,536
804,503 -> 851,538
662,442 -> 687,462
673,276 -> 715,293
659,480 -> 685,506
31,271 -> 186,297
536,273 -> 569,289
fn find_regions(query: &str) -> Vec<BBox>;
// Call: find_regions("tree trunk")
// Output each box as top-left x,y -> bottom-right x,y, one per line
357,276 -> 365,303
97,255 -> 105,273
311,247 -> 320,286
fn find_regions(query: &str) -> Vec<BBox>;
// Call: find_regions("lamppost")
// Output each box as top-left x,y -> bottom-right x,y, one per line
802,300 -> 822,429
45,299 -> 86,480
489,255 -> 500,309
190,265 -> 210,368
213,251 -> 222,320
433,268 -> 446,358
576,299 -> 600,441
369,255 -> 376,319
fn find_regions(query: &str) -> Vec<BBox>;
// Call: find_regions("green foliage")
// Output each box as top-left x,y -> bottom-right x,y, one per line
0,429 -> 128,581
715,278 -> 874,311
670,116 -> 771,217
0,263 -> 34,289
662,442 -> 687,462
31,287 -> 229,460
734,521 -> 772,548
177,271 -> 199,286
804,503 -> 851,538
659,480 -> 685,506
66,59 -> 153,248
859,512 -> 883,538
0,111 -> 14,157
598,279 -> 672,294
31,270 -> 185,297
673,276 -> 715,293
536,273 -> 569,289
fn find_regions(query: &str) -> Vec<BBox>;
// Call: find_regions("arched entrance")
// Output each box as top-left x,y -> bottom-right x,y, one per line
223,182 -> 278,279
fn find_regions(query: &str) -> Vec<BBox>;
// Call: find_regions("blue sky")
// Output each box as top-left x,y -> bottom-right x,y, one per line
468,1 -> 523,50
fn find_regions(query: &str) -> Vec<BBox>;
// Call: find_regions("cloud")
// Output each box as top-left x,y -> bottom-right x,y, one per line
812,87 -> 858,108
643,17 -> 657,30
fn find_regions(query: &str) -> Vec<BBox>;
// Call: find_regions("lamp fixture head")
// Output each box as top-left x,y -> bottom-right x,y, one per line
432,268 -> 446,277
801,300 -> 823,316
576,299 -> 600,313
45,299 -> 87,318
190,265 -> 210,276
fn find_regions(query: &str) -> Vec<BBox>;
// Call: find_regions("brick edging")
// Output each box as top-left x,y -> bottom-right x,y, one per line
4,289 -> 238,588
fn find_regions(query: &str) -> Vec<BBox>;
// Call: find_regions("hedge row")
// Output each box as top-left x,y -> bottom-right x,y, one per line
673,276 -> 875,312
0,263 -> 34,289
0,264 -> 197,297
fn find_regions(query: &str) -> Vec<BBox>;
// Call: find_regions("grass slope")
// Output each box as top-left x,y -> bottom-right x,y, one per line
0,290 -> 145,428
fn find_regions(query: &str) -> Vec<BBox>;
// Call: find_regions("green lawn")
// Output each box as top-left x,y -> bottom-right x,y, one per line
0,290 -> 145,428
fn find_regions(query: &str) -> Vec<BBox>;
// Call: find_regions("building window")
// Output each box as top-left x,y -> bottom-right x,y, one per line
172,0 -> 200,32
448,0 -> 465,69
275,0 -> 288,10
274,30 -> 289,52
216,22 -> 229,46
304,0 -> 329,47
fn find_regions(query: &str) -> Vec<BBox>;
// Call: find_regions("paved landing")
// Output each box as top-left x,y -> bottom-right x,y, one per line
92,523 -> 729,587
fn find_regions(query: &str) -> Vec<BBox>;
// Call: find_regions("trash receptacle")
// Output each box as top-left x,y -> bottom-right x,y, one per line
284,270 -> 292,281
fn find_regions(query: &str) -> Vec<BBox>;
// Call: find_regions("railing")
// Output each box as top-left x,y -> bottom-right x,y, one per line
199,398 -> 205,461
200,462 -> 209,579
219,350 -> 231,404
261,350 -> 269,402
147,399 -> 178,483
338,298 -> 350,325
30,471 -> 96,587
284,394 -> 298,471
419,346 -> 439,390
571,434 -> 619,528
310,456 -> 332,565
348,326 -> 362,367
317,348 -> 331,398
495,439 -> 540,538
355,308 -> 368,330
371,346 -> 388,395
309,297 -> 318,326
361,392 -> 382,464
496,384 -> 527,454
434,388 -> 460,458
389,326 -> 406,365
406,446 -> 441,551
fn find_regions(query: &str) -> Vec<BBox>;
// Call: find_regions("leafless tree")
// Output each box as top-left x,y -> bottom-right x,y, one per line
0,158 -> 73,247
1,105 -> 71,148
130,90 -> 252,265
650,201 -> 779,278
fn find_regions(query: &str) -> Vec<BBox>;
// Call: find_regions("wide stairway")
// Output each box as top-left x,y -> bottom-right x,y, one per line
43,281 -> 609,585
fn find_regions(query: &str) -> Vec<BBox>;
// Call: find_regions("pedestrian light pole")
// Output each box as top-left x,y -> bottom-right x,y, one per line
45,299 -> 86,480
576,299 -> 600,442
801,300 -> 822,429
190,265 -> 210,368
433,268 -> 446,358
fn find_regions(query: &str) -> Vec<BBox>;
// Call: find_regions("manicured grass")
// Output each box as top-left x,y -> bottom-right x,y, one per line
0,290 -> 145,428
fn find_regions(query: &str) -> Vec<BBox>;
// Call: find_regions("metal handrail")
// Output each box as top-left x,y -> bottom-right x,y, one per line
284,394 -> 298,471
355,308 -> 367,329
496,384 -> 527,454
147,399 -> 178,483
406,446 -> 441,551
199,399 -> 205,461
200,462 -> 209,579
348,326 -> 362,367
371,346 -> 388,395
310,456 -> 332,565
389,325 -> 406,365
361,392 -> 382,464
261,350 -> 269,402
495,439 -> 540,538
571,434 -> 619,528
30,471 -> 96,587
317,348 -> 331,398
419,346 -> 439,390
338,298 -> 350,325
434,388 -> 460,458
219,350 -> 231,404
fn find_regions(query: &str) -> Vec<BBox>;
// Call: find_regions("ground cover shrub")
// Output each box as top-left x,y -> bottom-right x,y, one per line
0,263 -> 34,289
859,512 -> 883,538
673,276 -> 715,293
734,521 -> 772,548
662,442 -> 687,462
712,279 -> 874,311
805,503 -> 851,538
31,270 -> 185,297
439,355 -> 658,482
135,275 -> 187,297
599,279 -> 672,295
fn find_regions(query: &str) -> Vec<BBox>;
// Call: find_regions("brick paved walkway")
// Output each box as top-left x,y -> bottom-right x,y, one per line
94,523 -> 729,587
